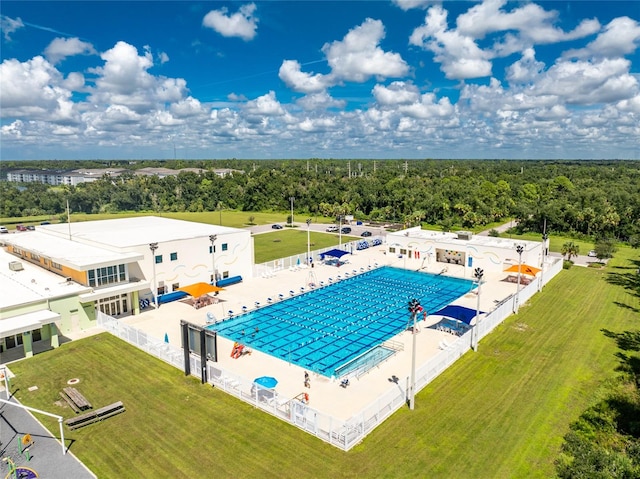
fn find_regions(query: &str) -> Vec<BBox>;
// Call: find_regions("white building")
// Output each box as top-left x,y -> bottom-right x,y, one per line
386,227 -> 544,275
1,217 -> 254,352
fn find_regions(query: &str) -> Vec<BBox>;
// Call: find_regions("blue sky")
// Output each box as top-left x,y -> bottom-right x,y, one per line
1,1 -> 639,160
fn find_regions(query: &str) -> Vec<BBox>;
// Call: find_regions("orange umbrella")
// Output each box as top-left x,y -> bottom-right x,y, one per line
504,264 -> 541,276
177,282 -> 224,298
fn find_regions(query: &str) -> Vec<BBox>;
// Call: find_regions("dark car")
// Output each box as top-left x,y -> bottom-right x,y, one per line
40,221 -> 51,225
271,224 -> 283,229
361,231 -> 372,237
340,227 -> 352,234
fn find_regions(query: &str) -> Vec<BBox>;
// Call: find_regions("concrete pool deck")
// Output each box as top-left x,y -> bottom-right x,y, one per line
119,243 -> 522,421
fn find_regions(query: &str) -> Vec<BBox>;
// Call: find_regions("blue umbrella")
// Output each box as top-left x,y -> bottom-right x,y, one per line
164,332 -> 169,343
253,376 -> 278,388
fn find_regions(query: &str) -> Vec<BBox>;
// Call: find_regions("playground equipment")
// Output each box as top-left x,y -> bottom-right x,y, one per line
3,457 -> 38,479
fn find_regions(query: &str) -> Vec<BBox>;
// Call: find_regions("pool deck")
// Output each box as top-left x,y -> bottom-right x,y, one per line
119,243 -> 520,421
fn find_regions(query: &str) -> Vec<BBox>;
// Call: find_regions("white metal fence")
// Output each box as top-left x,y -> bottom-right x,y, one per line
96,255 -> 563,451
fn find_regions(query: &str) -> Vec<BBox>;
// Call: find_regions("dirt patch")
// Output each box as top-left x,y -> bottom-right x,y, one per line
513,323 -> 528,332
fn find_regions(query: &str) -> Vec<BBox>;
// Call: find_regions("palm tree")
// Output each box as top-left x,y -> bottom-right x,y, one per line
561,241 -> 580,261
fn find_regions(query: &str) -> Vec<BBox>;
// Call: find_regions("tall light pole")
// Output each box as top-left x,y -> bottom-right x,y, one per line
306,219 -> 311,265
539,233 -> 548,291
338,215 -> 343,246
149,242 -> 158,308
515,244 -> 524,313
209,234 -> 217,284
473,267 -> 484,351
289,196 -> 295,227
408,298 -> 421,410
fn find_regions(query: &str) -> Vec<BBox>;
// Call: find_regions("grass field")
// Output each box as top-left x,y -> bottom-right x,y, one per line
254,229 -> 351,263
9,245 -> 639,478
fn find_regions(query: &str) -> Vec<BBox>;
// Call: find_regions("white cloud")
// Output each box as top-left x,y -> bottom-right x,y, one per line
322,18 -> 409,82
89,41 -> 187,113
372,81 -> 420,106
278,60 -> 332,94
506,48 -> 545,84
44,37 -> 97,64
566,17 -> 640,59
202,3 -> 258,41
398,93 -> 455,119
295,92 -> 346,111
0,56 -> 78,122
410,5 -> 492,79
0,15 -> 24,41
298,117 -> 338,133
244,91 -> 285,116
158,51 -> 170,64
392,0 -> 431,11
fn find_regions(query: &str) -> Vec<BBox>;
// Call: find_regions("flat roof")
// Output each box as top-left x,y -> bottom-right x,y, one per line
0,249 -> 91,310
39,216 -> 242,249
388,227 -> 540,251
3,232 -> 142,270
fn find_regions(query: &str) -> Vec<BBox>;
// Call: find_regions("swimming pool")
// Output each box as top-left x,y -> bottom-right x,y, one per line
207,266 -> 474,377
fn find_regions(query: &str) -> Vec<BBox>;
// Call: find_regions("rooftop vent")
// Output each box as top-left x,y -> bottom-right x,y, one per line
457,231 -> 473,241
8,261 -> 24,271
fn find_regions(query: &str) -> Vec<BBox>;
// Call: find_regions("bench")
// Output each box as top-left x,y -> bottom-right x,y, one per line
60,387 -> 92,412
216,275 -> 243,288
65,401 -> 126,430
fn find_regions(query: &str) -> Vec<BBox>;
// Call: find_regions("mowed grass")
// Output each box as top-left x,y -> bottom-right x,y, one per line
10,253 -> 639,478
253,228 -> 349,263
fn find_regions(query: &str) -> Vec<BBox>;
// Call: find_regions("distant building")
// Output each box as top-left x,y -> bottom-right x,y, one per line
5,167 -> 242,185
386,227 -> 543,274
1,216 -> 253,357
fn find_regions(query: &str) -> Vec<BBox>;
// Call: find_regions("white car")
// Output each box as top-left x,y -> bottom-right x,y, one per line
325,225 -> 339,232
588,250 -> 597,257
0,226 -> 8,234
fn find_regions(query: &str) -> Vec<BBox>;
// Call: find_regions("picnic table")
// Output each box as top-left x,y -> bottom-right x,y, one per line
60,387 -> 92,413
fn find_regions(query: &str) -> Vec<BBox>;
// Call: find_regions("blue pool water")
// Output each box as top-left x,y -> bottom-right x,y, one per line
207,266 -> 474,378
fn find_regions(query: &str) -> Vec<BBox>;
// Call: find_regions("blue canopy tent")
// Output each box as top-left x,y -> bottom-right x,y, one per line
320,249 -> 350,267
433,305 -> 485,325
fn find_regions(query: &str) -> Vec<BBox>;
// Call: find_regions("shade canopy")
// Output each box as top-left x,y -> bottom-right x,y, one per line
432,305 -> 485,325
320,249 -> 350,259
177,282 -> 224,298
253,376 -> 278,388
504,264 -> 541,276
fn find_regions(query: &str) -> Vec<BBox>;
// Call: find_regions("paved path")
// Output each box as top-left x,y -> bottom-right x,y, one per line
0,387 -> 95,479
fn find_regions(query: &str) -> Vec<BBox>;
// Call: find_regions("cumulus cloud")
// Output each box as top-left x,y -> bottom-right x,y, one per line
372,82 -> 420,106
295,92 -> 346,111
566,17 -> 640,59
392,0 -> 432,11
44,37 -> 97,64
506,48 -> 545,84
410,5 -> 492,79
202,3 -> 258,41
244,91 -> 285,116
1,15 -> 24,41
278,60 -> 333,94
322,18 -> 409,82
89,41 -> 187,113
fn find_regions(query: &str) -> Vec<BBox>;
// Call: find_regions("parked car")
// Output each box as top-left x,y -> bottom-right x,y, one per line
340,227 -> 352,234
26,225 -> 35,231
40,221 -> 51,225
271,224 -> 283,229
326,225 -> 339,232
0,226 -> 8,234
588,250 -> 597,257
361,231 -> 372,237
16,224 -> 27,232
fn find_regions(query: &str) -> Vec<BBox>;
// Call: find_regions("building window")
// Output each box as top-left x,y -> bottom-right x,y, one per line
51,261 -> 62,270
170,252 -> 178,261
155,255 -> 163,264
209,245 -> 216,254
119,264 -> 126,281
222,271 -> 229,279
157,285 -> 167,295
172,283 -> 180,291
222,243 -> 228,252
88,263 -> 126,287
30,252 -> 40,261
88,270 -> 95,287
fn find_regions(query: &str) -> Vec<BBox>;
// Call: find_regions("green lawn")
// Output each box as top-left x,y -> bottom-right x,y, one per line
9,249 -> 639,478
253,229 -> 348,263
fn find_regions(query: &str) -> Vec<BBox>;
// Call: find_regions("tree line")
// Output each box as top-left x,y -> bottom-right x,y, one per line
2,159 -> 639,243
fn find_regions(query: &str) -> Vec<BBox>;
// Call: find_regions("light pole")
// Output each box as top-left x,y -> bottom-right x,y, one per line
289,196 -> 295,227
209,234 -> 217,284
306,219 -> 311,265
408,298 -> 421,410
338,215 -> 343,246
149,242 -> 158,308
539,233 -> 548,291
515,244 -> 524,312
473,267 -> 484,351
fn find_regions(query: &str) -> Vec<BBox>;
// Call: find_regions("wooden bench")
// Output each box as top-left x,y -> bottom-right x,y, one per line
65,401 -> 125,430
60,387 -> 92,412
